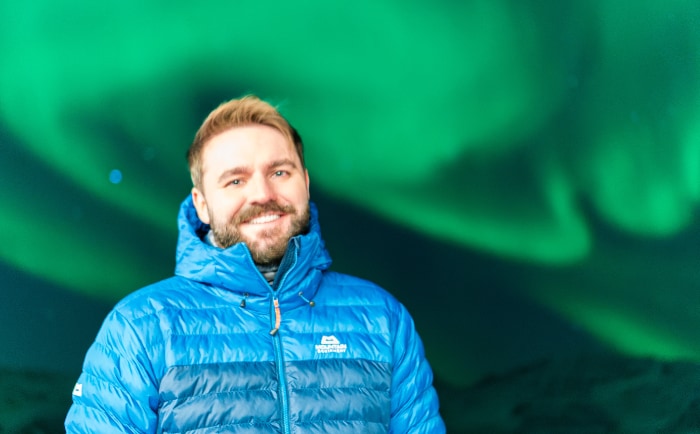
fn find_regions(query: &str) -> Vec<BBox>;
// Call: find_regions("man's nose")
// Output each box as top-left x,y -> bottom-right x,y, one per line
248,176 -> 276,203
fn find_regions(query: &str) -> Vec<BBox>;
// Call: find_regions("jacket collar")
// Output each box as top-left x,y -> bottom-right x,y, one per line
174,196 -> 332,310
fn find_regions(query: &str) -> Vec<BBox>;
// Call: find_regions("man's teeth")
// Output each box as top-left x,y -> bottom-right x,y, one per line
249,214 -> 280,224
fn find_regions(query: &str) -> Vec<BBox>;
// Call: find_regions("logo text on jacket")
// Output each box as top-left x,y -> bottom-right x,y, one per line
315,335 -> 347,354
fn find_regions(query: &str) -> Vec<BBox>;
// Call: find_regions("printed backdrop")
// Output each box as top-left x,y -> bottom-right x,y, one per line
1,1 -> 699,430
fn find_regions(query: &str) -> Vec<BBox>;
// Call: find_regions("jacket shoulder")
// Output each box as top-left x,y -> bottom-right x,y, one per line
320,270 -> 384,290
319,271 -> 403,309
112,276 -> 202,320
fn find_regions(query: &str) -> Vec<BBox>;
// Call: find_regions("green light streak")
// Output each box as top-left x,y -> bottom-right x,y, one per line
534,290 -> 700,361
0,0 -> 569,233
0,188 -> 158,300
0,0 -> 699,372
0,1 -> 697,268
682,102 -> 700,200
586,127 -> 694,237
318,155 -> 590,264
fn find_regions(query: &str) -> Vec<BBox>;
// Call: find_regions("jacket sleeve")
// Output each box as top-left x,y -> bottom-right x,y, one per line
65,309 -> 159,433
389,303 -> 446,433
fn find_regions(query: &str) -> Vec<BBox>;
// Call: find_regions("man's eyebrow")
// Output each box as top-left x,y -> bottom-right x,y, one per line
216,166 -> 250,184
269,158 -> 299,170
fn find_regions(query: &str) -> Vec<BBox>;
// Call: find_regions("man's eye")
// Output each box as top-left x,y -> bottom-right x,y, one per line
274,170 -> 287,177
230,179 -> 241,185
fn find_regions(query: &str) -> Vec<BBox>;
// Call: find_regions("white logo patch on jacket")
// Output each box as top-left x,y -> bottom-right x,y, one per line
315,335 -> 347,354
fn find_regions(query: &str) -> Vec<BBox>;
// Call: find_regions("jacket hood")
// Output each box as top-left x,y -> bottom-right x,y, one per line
174,195 -> 332,301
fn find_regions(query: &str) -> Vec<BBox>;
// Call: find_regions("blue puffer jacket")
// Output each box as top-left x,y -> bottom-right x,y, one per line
65,197 -> 445,433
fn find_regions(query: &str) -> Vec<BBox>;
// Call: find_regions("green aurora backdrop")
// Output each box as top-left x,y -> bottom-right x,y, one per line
1,0 -> 700,422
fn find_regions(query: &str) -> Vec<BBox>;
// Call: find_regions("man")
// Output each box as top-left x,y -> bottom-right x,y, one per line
65,95 -> 445,433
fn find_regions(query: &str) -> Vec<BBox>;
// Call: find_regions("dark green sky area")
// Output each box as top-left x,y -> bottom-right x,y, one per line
1,0 -> 700,404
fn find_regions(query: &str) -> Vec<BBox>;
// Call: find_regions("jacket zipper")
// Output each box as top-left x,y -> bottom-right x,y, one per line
270,297 -> 291,434
269,240 -> 298,434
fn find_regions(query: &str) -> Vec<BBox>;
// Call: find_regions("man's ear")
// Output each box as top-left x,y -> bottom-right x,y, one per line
191,187 -> 211,224
305,169 -> 310,199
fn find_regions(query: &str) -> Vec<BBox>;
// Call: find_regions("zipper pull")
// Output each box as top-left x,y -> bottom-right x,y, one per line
270,298 -> 281,335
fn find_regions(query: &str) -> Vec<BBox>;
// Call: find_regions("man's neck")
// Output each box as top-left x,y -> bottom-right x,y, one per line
256,263 -> 279,286
205,230 -> 221,248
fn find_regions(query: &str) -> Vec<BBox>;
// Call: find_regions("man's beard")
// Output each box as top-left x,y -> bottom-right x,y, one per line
209,201 -> 310,265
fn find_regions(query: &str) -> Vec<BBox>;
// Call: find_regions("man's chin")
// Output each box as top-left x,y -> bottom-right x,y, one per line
247,238 -> 289,265
239,225 -> 286,244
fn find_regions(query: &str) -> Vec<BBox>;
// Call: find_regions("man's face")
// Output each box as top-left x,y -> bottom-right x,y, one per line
191,124 -> 310,264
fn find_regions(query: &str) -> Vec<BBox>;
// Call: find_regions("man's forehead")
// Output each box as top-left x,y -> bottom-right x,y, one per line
200,127 -> 299,174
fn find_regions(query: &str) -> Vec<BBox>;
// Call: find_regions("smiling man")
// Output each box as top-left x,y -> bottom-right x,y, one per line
191,123 -> 311,265
65,95 -> 445,433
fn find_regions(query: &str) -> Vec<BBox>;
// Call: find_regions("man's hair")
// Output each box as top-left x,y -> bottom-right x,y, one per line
187,95 -> 305,189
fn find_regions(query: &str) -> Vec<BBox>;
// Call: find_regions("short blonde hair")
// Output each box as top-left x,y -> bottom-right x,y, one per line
187,95 -> 304,188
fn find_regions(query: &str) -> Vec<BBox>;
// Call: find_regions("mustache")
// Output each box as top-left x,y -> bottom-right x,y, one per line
233,202 -> 297,224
